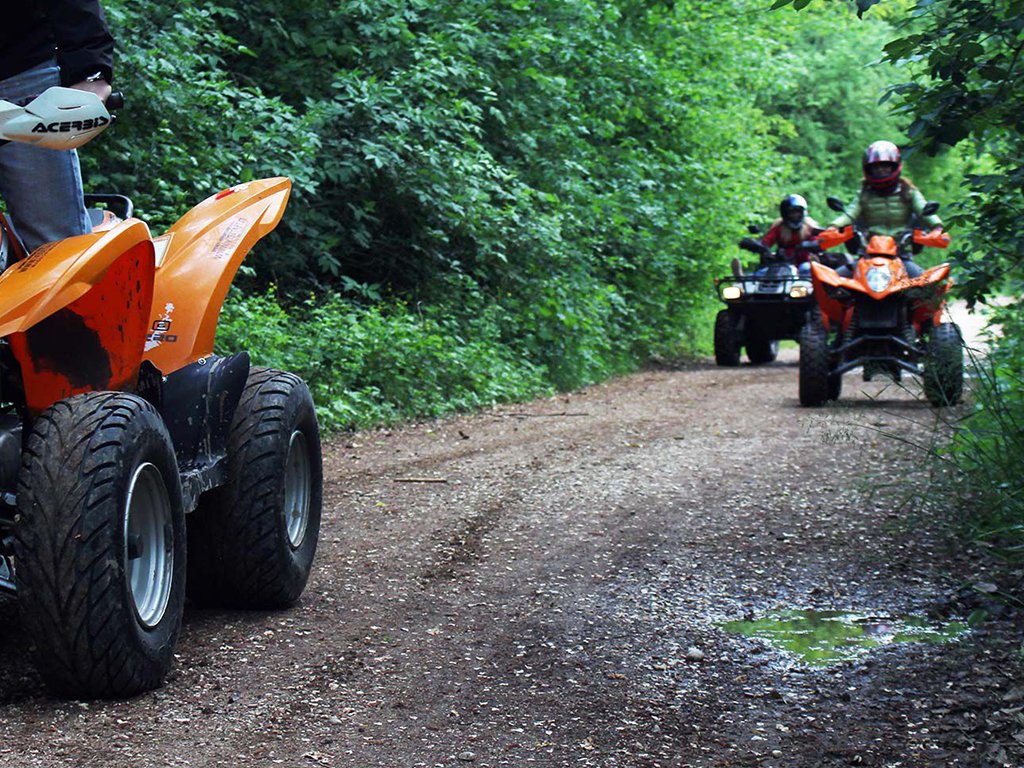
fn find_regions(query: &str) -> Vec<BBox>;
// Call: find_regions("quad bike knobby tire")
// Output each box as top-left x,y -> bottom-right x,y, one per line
828,364 -> 843,402
714,310 -> 741,367
798,321 -> 834,406
187,368 -> 322,608
922,322 -> 964,406
14,393 -> 185,698
746,336 -> 779,365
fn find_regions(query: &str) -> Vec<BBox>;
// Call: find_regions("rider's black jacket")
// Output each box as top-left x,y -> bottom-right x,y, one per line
0,2 -> 114,87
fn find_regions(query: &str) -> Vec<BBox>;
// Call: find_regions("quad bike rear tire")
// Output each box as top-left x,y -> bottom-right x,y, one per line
187,368 -> 322,608
14,393 -> 185,698
799,322 -> 833,406
714,310 -> 741,367
922,322 -> 964,406
746,336 -> 779,365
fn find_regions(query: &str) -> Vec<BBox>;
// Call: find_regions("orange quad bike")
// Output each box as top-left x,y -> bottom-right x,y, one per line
799,196 -> 963,407
0,88 -> 322,697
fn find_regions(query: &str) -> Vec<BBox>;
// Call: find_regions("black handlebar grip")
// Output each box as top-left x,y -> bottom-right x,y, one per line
106,92 -> 124,111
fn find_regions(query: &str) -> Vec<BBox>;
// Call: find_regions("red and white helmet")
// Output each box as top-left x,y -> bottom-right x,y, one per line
862,140 -> 902,190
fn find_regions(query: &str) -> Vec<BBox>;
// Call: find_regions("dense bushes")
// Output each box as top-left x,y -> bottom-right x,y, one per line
80,0 -> 958,430
948,304 -> 1024,553
216,286 -> 551,429
776,0 -> 1024,554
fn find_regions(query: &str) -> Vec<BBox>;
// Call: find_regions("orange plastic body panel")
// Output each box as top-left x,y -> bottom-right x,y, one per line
0,221 -> 152,337
817,226 -> 853,250
912,263 -> 953,328
913,229 -> 951,249
0,221 -> 155,413
143,178 -> 291,375
866,235 -> 897,257
810,259 -> 952,335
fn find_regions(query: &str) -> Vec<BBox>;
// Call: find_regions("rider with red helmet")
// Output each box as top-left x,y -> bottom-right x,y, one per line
828,141 -> 943,277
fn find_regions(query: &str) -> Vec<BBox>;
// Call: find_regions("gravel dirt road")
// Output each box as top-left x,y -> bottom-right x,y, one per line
0,306 -> 1020,768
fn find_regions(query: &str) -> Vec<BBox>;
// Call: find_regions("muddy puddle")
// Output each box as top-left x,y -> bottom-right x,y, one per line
722,609 -> 969,665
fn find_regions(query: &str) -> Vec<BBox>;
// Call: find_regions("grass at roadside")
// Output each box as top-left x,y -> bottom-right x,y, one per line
215,288 -> 553,430
215,286 -> 712,432
944,302 -> 1024,557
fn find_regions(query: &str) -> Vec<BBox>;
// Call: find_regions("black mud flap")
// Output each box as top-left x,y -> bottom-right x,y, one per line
160,353 -> 250,509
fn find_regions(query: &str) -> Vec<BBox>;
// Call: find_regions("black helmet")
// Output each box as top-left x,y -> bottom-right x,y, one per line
779,194 -> 808,231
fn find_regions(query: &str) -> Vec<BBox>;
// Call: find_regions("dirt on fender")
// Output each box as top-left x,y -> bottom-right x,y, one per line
0,305 -> 1019,768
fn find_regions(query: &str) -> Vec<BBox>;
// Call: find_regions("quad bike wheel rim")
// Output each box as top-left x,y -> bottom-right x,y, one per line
124,462 -> 174,629
285,430 -> 312,549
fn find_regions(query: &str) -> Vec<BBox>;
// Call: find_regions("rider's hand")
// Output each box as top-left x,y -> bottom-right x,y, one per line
927,226 -> 944,236
71,78 -> 113,104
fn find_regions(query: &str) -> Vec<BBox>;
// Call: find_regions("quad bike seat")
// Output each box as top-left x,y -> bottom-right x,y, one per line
85,193 -> 134,233
0,213 -> 27,272
0,192 -> 134,273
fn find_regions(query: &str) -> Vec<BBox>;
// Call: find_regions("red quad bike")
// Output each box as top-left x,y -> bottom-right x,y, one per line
0,88 -> 322,697
799,196 -> 963,407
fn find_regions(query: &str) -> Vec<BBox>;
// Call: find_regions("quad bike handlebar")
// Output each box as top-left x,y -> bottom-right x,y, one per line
912,228 -> 950,249
0,86 -> 122,150
814,224 -> 949,257
738,237 -> 770,257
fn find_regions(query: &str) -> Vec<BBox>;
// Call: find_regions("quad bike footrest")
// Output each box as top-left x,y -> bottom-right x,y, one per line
180,454 -> 228,514
833,333 -> 920,359
832,355 -> 922,378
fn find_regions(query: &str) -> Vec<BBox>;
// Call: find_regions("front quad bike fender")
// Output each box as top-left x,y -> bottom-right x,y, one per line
187,368 -> 322,608
908,263 -> 952,329
922,322 -> 964,406
0,222 -> 155,414
13,392 -> 185,698
143,178 -> 291,376
809,262 -> 852,332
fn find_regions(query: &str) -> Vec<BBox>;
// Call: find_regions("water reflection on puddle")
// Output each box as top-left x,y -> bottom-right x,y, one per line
722,609 -> 969,665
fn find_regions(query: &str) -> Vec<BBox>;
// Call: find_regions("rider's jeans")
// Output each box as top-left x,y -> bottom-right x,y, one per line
903,257 -> 923,278
0,59 -> 90,254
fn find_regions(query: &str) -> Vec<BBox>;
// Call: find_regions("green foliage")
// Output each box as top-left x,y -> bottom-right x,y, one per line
215,286 -> 551,430
947,302 -> 1024,556
204,0 -> 804,394
873,0 -> 1024,551
876,0 -> 1024,306
82,2 -> 323,278
756,1 -> 967,221
778,0 -> 1024,555
78,0 -> 965,431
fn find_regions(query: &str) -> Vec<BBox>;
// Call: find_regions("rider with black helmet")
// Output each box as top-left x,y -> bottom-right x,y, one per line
733,194 -> 820,278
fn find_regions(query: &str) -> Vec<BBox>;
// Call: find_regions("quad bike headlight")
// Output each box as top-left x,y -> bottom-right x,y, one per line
865,266 -> 892,293
722,285 -> 743,301
789,285 -> 809,299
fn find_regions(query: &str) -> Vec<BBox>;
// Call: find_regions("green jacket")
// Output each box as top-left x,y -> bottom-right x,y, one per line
829,183 -> 942,236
